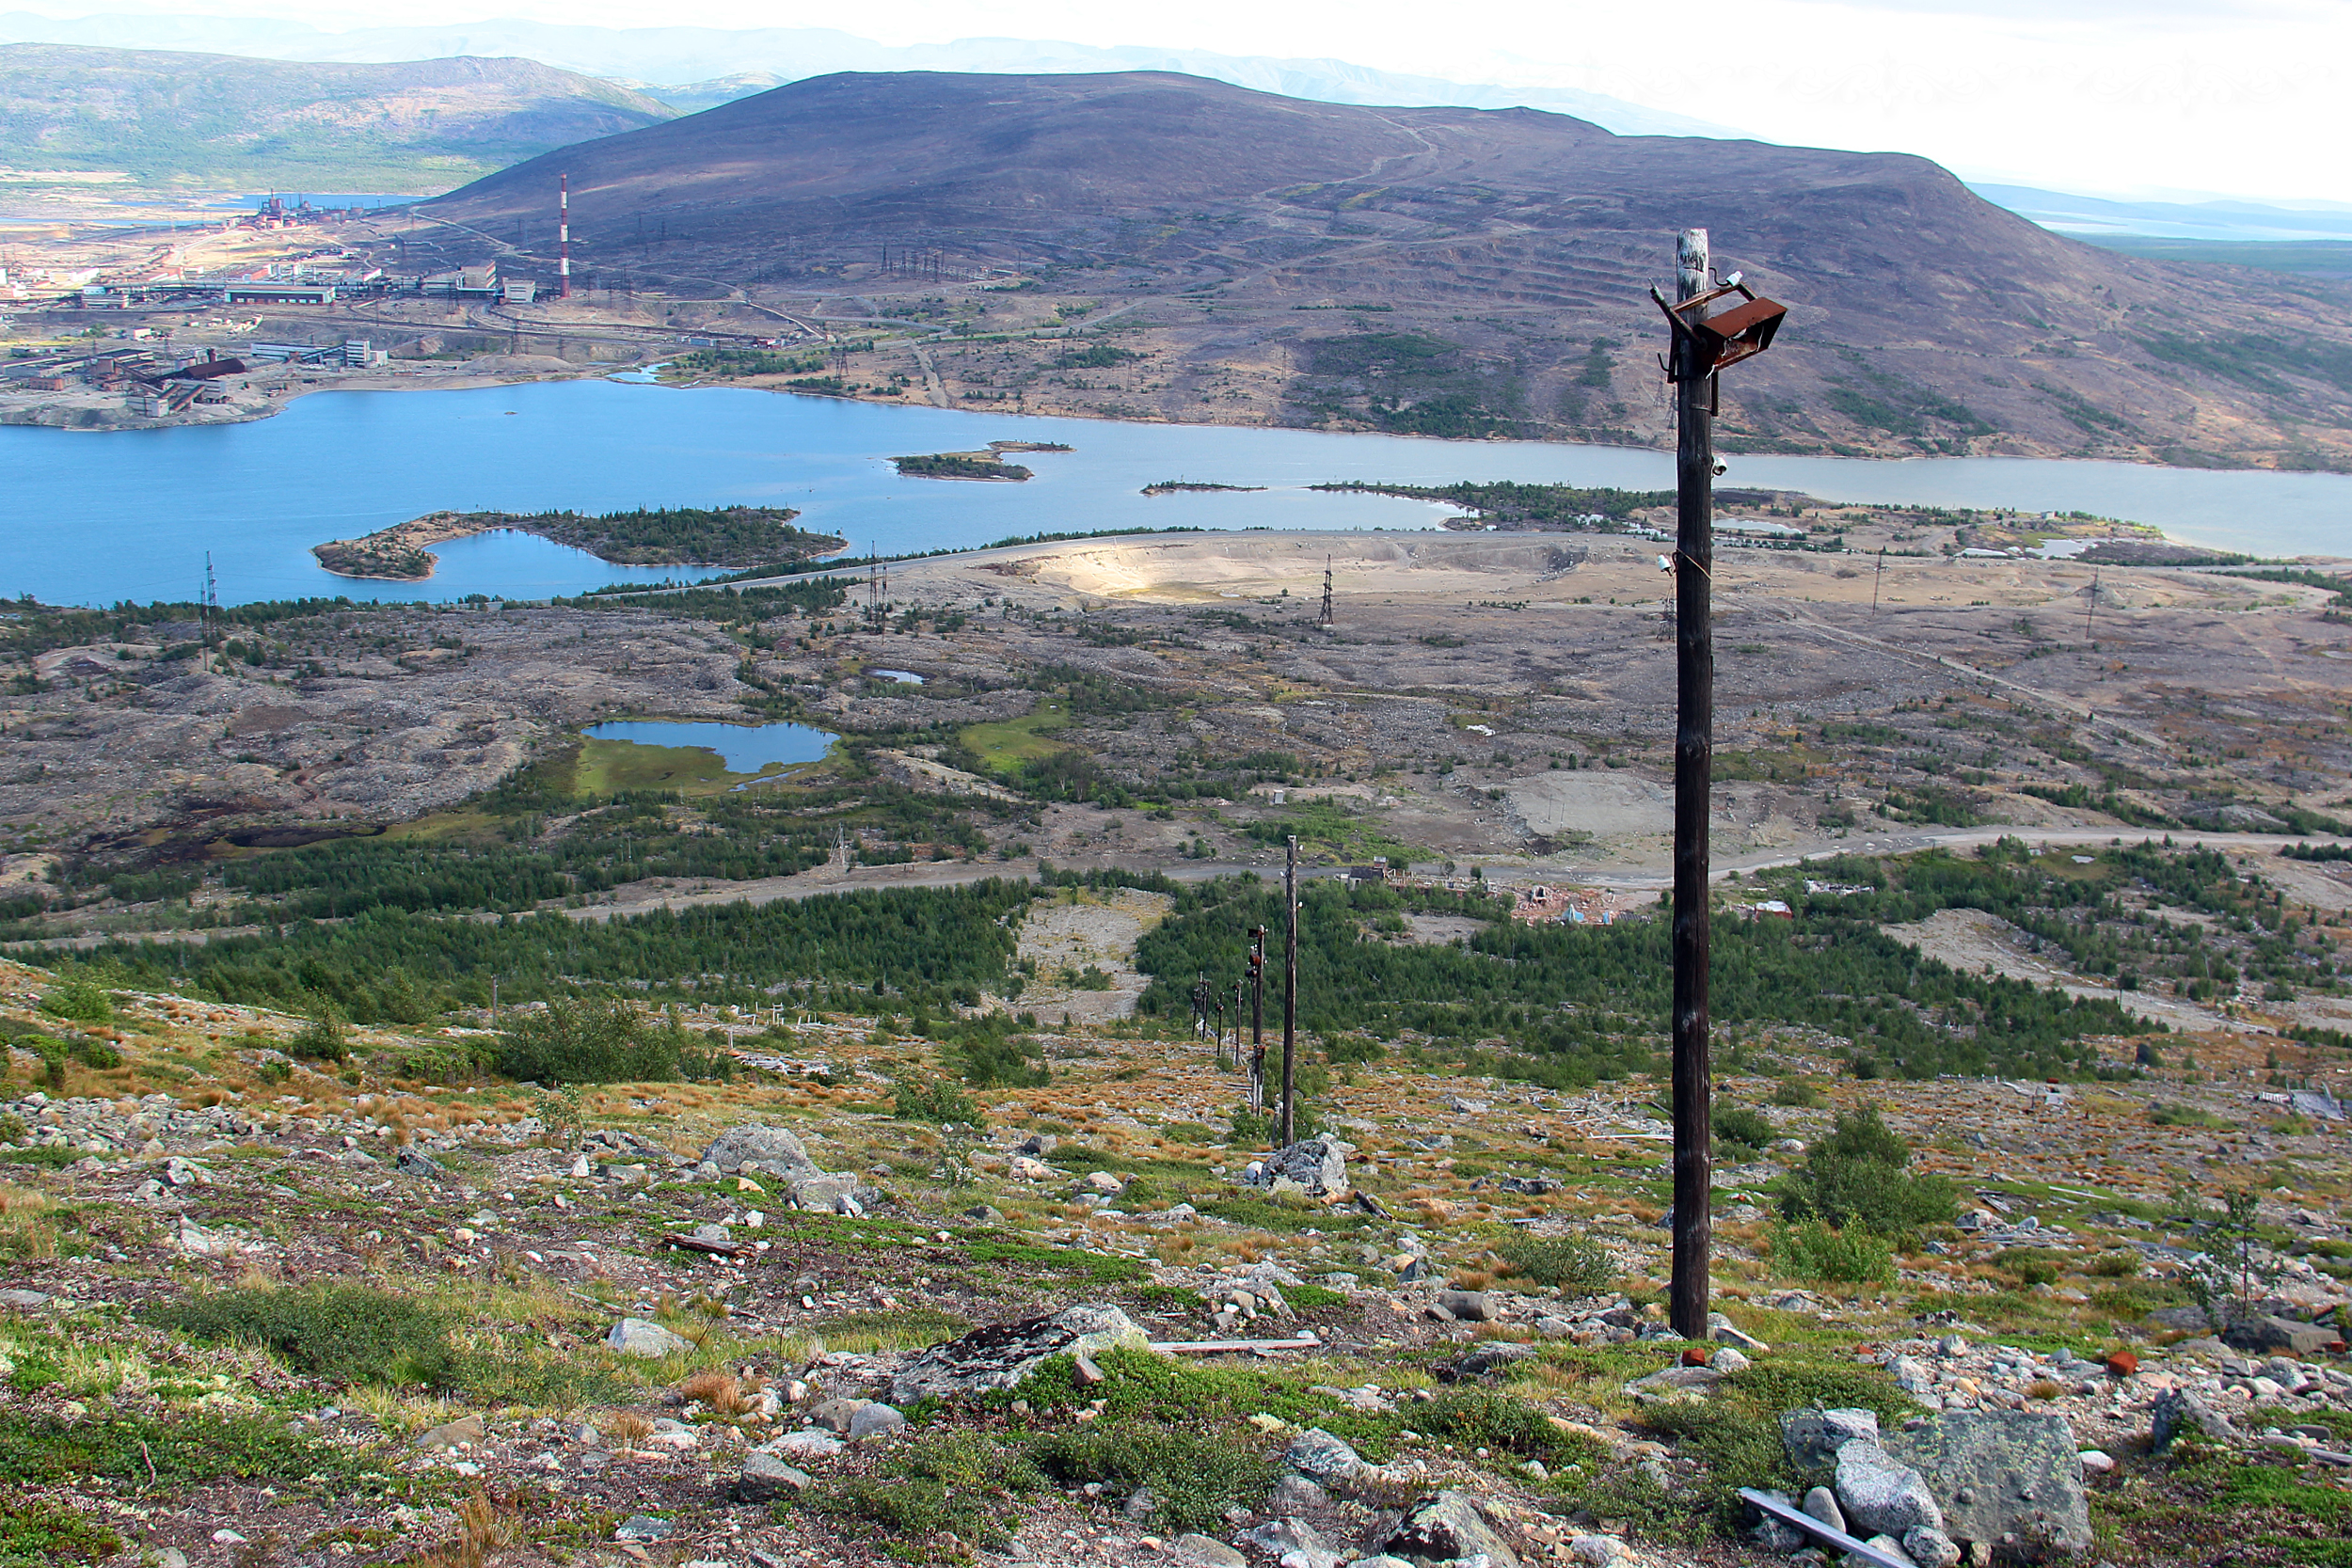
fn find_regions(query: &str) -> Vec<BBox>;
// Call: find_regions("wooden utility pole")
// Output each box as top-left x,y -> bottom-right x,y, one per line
1248,927 -> 1267,1109
1669,227 -> 1716,1342
1280,835 -> 1299,1146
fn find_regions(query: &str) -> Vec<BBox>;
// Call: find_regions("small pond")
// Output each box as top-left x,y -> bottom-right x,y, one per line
870,669 -> 926,685
580,719 -> 839,778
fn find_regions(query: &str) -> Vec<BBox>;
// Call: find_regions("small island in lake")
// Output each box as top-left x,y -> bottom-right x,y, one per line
1141,481 -> 1266,495
311,506 -> 845,581
891,439 -> 1073,482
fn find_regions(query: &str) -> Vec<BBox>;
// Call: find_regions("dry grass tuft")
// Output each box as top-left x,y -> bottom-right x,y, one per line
409,1493 -> 517,1568
678,1370 -> 757,1416
603,1410 -> 655,1444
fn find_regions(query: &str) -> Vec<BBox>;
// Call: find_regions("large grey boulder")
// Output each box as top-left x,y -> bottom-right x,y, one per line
1782,1406 -> 1883,1470
1882,1410 -> 2090,1560
732,1452 -> 811,1501
1283,1428 -> 1365,1482
1835,1441 -> 1944,1537
1243,1137 -> 1349,1196
703,1123 -> 818,1177
1377,1491 -> 1522,1568
1240,1518 -> 1339,1568
2223,1314 -> 2342,1356
605,1318 -> 690,1358
890,1303 -> 1151,1404
2151,1388 -> 2235,1451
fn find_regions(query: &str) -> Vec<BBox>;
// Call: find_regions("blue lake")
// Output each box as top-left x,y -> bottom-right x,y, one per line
3,374 -> 2346,607
581,720 -> 838,778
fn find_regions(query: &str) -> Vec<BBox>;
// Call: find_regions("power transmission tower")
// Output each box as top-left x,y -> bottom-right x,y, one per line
2084,569 -> 2100,641
1319,558 -> 1333,628
1872,546 -> 1886,613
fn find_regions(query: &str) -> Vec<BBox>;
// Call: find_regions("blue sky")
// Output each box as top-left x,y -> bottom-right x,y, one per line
13,0 -> 2340,203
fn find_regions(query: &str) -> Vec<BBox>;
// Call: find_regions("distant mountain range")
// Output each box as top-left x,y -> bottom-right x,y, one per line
0,12 -> 1741,139
0,41 -> 672,189
424,70 -> 2352,469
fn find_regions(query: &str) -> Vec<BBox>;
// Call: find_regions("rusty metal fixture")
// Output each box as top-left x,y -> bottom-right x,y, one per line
1649,279 -> 1788,375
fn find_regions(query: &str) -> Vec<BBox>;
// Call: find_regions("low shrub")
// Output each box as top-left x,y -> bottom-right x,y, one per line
1772,1219 -> 1894,1284
287,1005 -> 349,1063
807,1429 -> 1044,1556
1769,1080 -> 1822,1108
38,982 -> 109,1025
894,1077 -> 980,1124
1497,1231 -> 1614,1293
1777,1104 -> 1955,1236
1712,1103 -> 1776,1156
1028,1421 -> 1275,1531
493,998 -> 677,1085
0,1497 -> 120,1566
149,1285 -> 453,1386
1419,1388 -> 1563,1457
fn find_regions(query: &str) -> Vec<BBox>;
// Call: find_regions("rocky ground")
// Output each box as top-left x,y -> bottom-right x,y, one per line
4,939 -> 2351,1568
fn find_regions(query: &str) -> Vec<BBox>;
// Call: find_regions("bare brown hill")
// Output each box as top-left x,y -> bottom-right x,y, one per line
426,71 -> 2352,469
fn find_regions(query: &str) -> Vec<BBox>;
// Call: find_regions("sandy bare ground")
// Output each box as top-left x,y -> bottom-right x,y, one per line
1009,886 -> 1173,1024
1884,905 -> 2233,1032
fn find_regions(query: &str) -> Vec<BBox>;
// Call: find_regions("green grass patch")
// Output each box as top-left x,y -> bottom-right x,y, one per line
960,700 -> 1075,773
964,1241 -> 1146,1285
1028,1422 -> 1276,1532
572,736 -> 812,798
148,1284 -> 453,1386
0,1147 -> 80,1169
1009,1345 -> 1403,1459
0,1498 -> 120,1567
806,1432 -> 1041,1559
0,1412 -> 404,1493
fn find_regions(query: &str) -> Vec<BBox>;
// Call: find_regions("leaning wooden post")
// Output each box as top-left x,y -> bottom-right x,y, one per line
1669,226 -> 1716,1343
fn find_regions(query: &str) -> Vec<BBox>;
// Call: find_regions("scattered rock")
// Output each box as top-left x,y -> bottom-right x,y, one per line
1863,1533 -> 1919,1567
1569,1535 -> 1622,1566
1709,1313 -> 1770,1353
1835,1441 -> 1944,1537
1903,1527 -> 1962,1568
1439,1342 -> 1536,1383
605,1318 -> 690,1358
1882,1410 -> 2087,1559
1239,1137 -> 1349,1196
1268,1474 -> 1328,1513
1282,1428 -> 1364,1482
1782,1406 -> 1883,1470
2152,1387 -> 2236,1451
1803,1484 -> 1846,1535
1378,1490 -> 1522,1568
703,1124 -> 818,1176
1016,1132 -> 1057,1157
809,1399 -> 871,1434
1240,1517 -> 1338,1568
761,1430 -> 846,1459
1712,1346 -> 1753,1374
0,1290 -> 49,1311
412,1414 -> 485,1449
733,1452 -> 811,1501
848,1402 -> 906,1442
963,1204 -> 1005,1224
1435,1290 -> 1497,1323
890,1303 -> 1151,1403
613,1516 -> 674,1543
1172,1535 -> 1247,1568
393,1148 -> 442,1178
2224,1315 -> 2343,1356
2077,1450 -> 2115,1474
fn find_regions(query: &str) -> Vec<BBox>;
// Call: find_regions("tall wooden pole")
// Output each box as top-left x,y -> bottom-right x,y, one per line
1670,227 -> 1715,1342
1280,835 -> 1299,1147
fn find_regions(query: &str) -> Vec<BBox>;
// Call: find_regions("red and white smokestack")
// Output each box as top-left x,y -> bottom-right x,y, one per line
559,173 -> 571,300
